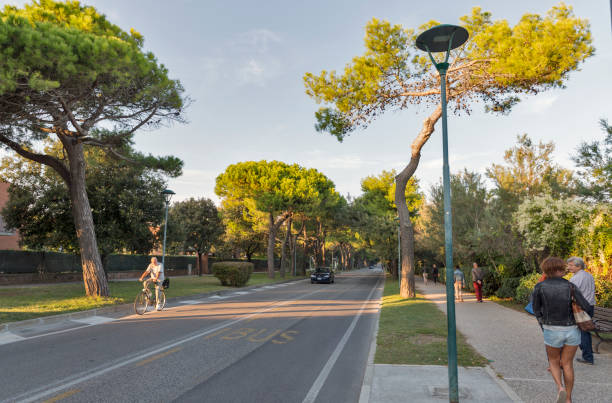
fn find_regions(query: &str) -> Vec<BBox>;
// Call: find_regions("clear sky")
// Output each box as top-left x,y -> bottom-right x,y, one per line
4,0 -> 611,203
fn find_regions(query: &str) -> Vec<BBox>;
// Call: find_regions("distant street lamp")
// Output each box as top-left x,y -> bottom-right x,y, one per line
416,24 -> 469,403
161,189 -> 175,270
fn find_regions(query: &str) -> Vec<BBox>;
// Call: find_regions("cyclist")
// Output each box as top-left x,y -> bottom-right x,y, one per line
139,257 -> 165,311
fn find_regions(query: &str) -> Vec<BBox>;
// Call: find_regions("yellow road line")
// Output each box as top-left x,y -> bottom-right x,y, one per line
135,347 -> 182,367
42,389 -> 79,403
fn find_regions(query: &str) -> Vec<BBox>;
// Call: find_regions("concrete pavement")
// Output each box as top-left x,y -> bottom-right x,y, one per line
359,273 -> 519,403
416,280 -> 612,403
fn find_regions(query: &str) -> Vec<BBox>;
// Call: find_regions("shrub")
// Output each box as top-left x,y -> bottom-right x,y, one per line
212,261 -> 253,287
514,272 -> 542,305
496,277 -> 521,299
594,275 -> 612,308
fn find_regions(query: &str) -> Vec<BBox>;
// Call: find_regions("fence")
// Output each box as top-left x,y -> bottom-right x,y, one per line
0,250 -> 197,274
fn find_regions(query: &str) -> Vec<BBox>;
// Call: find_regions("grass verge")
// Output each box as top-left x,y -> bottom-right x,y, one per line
488,296 -> 528,313
375,276 -> 488,367
0,272 -> 304,325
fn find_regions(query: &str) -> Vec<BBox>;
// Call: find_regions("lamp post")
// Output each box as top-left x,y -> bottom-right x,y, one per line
161,189 -> 175,270
416,24 -> 468,403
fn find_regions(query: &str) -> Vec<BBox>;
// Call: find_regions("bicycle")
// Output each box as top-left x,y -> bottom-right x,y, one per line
134,280 -> 166,315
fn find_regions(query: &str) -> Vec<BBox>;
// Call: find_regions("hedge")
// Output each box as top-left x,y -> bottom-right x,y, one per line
0,250 -> 196,274
212,261 -> 254,287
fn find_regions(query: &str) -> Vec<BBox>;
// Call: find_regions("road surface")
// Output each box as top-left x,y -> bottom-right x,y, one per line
0,269 -> 383,403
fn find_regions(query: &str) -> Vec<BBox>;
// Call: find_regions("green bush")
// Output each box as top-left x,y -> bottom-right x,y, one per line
212,261 -> 253,287
496,277 -> 521,299
514,272 -> 541,305
595,275 -> 612,308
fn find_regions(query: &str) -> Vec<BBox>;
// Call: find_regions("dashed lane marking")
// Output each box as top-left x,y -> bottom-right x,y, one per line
208,295 -> 229,299
135,347 -> 182,367
0,331 -> 26,345
177,300 -> 202,305
72,316 -> 115,325
41,389 -> 79,403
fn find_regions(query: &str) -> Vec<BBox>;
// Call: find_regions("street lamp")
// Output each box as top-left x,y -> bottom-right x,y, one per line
161,189 -> 175,270
416,24 -> 468,403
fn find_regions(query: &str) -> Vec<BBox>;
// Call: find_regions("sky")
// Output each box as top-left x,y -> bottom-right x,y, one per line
3,0 -> 611,203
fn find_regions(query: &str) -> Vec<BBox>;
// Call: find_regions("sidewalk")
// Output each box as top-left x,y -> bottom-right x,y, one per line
359,273 -> 519,403
417,280 -> 612,403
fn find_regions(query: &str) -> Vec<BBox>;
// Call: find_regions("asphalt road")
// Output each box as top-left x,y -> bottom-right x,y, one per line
0,269 -> 383,403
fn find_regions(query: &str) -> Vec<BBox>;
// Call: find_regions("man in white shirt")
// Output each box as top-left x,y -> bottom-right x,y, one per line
139,257 -> 165,310
567,256 -> 595,365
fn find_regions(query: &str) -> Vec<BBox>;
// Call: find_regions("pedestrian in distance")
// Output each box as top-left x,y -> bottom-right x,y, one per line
432,264 -> 439,285
139,257 -> 165,311
567,256 -> 596,365
471,262 -> 484,303
453,265 -> 464,302
532,257 -> 591,403
422,265 -> 429,285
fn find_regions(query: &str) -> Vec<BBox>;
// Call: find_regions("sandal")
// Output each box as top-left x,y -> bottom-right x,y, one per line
556,389 -> 567,403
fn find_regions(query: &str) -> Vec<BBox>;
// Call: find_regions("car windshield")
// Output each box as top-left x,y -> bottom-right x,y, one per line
315,268 -> 330,273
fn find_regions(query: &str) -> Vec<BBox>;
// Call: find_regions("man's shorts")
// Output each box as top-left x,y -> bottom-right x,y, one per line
543,325 -> 580,348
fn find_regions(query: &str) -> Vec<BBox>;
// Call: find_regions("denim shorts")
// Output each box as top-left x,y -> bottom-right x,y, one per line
542,325 -> 580,348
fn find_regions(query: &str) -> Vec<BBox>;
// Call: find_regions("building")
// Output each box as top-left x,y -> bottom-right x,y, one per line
0,182 -> 20,250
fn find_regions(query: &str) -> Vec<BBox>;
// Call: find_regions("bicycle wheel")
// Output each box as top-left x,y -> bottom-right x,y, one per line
156,291 -> 166,311
134,291 -> 148,315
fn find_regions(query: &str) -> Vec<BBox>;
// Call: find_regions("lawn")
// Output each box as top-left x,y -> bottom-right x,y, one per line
375,277 -> 488,367
0,272 -> 304,325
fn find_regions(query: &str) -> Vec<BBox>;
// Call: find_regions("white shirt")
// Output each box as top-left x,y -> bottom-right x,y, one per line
569,269 -> 595,306
146,262 -> 164,282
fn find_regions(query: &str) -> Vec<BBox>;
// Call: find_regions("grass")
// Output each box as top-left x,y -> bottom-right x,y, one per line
375,276 -> 488,367
488,296 -> 528,313
0,272 -> 305,325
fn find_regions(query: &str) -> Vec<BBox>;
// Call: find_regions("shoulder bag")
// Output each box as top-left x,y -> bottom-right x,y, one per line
570,285 -> 595,331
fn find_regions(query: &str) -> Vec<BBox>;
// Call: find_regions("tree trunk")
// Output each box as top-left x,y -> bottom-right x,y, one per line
195,251 -> 201,276
63,139 -> 109,297
302,224 -> 308,275
280,217 -> 292,278
395,105 -> 442,298
267,211 -> 289,278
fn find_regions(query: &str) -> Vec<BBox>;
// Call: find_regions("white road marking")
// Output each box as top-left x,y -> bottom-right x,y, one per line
0,331 -> 25,345
72,316 -> 115,325
177,300 -> 202,305
302,276 -> 382,403
7,288 -> 326,403
231,292 -> 250,296
208,295 -> 229,299
261,286 -> 277,289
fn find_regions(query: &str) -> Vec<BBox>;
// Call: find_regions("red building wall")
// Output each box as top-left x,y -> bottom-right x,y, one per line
0,182 -> 20,250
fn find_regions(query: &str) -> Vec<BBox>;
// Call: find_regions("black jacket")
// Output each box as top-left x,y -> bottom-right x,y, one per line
532,277 -> 591,326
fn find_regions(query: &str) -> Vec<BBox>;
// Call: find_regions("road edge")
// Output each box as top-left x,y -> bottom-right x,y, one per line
1,277 -> 308,333
358,277 -> 383,403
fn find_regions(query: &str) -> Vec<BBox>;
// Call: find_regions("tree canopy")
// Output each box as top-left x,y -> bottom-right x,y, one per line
303,4 -> 592,297
0,0 -> 186,296
304,5 -> 593,141
215,160 -> 337,277
167,198 -> 224,274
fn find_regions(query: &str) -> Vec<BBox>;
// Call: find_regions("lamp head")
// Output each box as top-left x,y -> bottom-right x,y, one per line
416,24 -> 469,53
162,189 -> 175,204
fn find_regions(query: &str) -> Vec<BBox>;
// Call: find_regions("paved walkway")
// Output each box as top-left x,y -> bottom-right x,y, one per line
417,280 -> 612,403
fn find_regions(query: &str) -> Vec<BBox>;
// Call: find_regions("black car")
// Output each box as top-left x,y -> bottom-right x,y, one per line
311,267 -> 335,284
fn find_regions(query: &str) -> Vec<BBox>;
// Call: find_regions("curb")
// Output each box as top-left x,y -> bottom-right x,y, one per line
358,299 -> 380,403
1,277 -> 308,333
484,365 -> 523,402
358,277 -> 383,403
